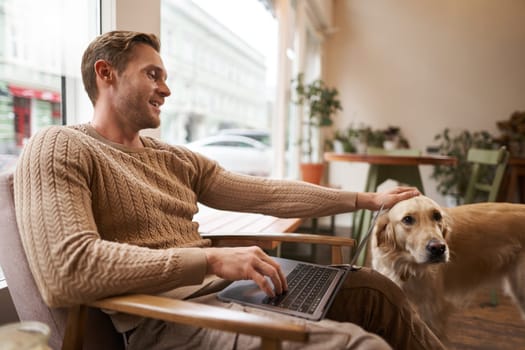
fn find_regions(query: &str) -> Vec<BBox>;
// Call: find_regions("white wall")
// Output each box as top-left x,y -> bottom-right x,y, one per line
324,0 -> 525,204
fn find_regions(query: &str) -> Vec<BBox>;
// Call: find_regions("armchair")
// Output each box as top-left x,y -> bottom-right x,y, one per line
0,172 -> 355,350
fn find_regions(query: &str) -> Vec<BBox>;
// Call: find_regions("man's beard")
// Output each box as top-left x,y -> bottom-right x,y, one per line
117,94 -> 160,130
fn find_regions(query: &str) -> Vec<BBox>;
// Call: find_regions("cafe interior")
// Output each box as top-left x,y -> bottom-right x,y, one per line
0,0 -> 524,349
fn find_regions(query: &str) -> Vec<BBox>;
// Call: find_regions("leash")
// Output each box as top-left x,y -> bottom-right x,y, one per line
339,203 -> 386,269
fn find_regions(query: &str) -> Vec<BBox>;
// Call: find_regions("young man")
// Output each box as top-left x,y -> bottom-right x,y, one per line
14,31 -> 444,349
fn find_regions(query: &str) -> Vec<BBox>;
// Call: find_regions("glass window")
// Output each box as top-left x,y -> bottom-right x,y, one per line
160,0 -> 277,177
0,0 -> 98,174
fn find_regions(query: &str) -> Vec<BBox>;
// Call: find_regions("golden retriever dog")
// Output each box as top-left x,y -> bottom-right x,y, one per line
370,195 -> 525,340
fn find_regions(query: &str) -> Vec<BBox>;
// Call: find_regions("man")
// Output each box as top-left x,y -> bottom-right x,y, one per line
14,31 -> 444,349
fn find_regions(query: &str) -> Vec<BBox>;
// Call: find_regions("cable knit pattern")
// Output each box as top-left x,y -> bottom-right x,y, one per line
201,172 -> 358,218
14,124 -> 358,308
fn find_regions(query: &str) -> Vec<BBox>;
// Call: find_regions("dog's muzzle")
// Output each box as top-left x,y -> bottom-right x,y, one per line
426,239 -> 447,263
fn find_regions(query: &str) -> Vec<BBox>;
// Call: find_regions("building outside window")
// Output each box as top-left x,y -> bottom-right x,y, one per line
160,0 -> 277,176
0,0 -> 98,289
0,0 -> 97,173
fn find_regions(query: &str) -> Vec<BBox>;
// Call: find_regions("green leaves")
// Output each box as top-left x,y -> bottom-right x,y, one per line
293,74 -> 342,127
431,128 -> 496,200
292,73 -> 343,161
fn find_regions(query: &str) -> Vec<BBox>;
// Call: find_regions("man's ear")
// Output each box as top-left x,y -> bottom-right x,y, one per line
94,59 -> 114,82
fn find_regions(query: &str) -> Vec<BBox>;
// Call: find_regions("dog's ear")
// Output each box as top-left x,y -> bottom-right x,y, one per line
373,212 -> 396,249
440,209 -> 452,240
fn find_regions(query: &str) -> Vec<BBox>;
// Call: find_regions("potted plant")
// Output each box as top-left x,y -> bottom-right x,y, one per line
495,110 -> 525,157
333,129 -> 357,153
292,73 -> 343,184
430,128 -> 496,205
333,124 -> 373,154
332,124 -> 410,154
381,126 -> 410,150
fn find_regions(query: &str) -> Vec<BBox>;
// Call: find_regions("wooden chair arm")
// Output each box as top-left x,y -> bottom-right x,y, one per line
63,233 -> 353,350
200,232 -> 355,265
89,294 -> 308,348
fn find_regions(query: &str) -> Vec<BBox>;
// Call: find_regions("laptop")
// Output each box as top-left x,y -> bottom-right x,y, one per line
217,205 -> 384,321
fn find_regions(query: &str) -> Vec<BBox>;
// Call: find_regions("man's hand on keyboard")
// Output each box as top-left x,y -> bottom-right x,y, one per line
204,246 -> 288,297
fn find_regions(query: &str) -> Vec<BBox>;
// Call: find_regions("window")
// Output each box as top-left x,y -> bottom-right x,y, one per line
0,0 -> 99,289
0,0 -> 98,174
160,0 -> 277,176
288,13 -> 323,173
0,0 -> 327,180
185,133 -> 272,177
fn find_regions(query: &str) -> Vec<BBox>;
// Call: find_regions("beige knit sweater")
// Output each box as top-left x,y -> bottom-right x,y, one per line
14,124 -> 358,308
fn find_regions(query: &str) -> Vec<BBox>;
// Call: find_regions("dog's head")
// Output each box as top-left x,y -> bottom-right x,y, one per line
371,196 -> 451,268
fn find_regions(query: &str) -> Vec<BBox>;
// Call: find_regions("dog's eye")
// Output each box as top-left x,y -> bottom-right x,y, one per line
432,211 -> 442,221
402,215 -> 415,225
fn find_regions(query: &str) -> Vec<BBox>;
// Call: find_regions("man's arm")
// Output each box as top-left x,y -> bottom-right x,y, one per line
14,127 -> 208,307
199,169 -> 418,218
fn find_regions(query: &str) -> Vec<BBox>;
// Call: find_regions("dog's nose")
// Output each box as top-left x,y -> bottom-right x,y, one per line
426,239 -> 446,257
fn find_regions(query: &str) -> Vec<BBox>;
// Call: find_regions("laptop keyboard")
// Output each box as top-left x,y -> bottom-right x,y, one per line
263,263 -> 338,314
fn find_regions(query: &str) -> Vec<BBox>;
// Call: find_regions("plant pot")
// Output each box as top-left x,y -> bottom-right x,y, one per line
300,162 -> 325,185
333,140 -> 345,153
354,142 -> 367,154
383,140 -> 397,150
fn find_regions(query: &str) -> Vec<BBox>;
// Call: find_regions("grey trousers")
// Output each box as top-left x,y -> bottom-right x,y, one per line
126,268 -> 445,350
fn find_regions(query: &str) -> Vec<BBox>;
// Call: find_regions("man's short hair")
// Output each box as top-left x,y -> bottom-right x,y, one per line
81,30 -> 161,105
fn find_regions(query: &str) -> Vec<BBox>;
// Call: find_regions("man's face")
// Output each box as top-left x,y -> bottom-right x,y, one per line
112,43 -> 171,131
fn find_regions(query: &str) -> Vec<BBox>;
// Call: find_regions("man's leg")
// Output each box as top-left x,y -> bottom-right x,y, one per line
127,292 -> 392,350
325,267 -> 446,350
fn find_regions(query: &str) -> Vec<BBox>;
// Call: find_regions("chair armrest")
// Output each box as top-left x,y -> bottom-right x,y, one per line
89,294 -> 308,344
200,232 -> 355,265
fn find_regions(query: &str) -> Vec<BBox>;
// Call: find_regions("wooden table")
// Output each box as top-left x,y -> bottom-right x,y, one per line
194,205 -> 303,251
324,151 -> 457,265
324,152 -> 457,194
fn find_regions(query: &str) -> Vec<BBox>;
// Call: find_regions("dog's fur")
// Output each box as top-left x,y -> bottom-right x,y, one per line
370,196 -> 525,340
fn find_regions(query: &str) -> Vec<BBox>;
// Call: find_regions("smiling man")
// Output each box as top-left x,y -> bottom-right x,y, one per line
14,31 -> 444,350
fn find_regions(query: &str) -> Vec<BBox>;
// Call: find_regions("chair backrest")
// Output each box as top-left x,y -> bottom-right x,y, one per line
0,172 -> 123,350
464,147 -> 510,204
